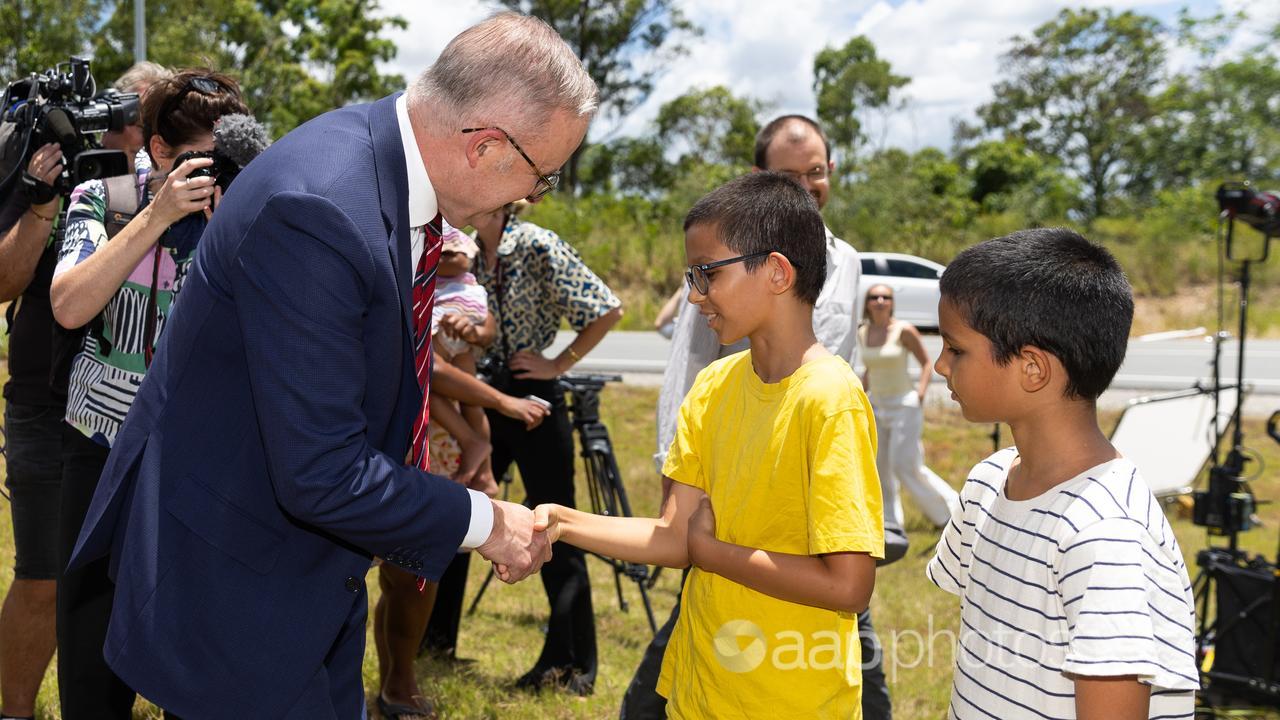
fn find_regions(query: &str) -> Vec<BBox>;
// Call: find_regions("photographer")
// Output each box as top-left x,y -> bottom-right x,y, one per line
0,142 -> 63,720
49,69 -> 247,720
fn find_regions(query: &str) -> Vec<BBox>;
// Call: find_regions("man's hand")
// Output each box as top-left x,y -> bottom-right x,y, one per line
476,499 -> 552,583
531,503 -> 564,544
497,394 -> 550,430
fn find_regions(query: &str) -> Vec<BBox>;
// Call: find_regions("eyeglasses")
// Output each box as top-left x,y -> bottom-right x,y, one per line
776,165 -> 829,184
868,294 -> 894,302
462,126 -> 559,201
685,251 -> 774,295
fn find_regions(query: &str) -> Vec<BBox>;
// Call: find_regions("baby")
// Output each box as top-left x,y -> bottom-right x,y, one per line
427,223 -> 499,495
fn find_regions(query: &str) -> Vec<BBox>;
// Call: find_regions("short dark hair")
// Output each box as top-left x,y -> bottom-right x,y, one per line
754,115 -> 831,169
143,69 -> 247,150
683,172 -> 827,305
940,227 -> 1133,400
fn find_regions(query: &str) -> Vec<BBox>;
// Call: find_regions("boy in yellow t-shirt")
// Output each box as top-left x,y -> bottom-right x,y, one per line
534,172 -> 884,719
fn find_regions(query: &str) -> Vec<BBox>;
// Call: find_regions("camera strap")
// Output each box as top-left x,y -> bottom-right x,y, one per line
102,174 -> 140,238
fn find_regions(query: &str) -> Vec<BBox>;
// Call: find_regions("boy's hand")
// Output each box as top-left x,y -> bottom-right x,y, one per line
687,495 -> 718,569
531,503 -> 564,544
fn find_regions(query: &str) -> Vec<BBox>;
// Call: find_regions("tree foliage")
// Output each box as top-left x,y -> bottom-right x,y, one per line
976,8 -> 1166,218
87,0 -> 406,137
812,35 -> 908,167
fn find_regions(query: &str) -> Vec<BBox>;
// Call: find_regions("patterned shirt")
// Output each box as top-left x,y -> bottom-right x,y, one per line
56,168 -> 207,447
927,448 -> 1198,720
473,217 -> 620,360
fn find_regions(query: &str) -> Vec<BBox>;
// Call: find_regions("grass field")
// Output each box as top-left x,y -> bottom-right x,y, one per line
3,380 -> 1280,718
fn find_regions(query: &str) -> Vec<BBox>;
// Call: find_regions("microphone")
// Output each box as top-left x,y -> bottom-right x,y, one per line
213,113 -> 270,171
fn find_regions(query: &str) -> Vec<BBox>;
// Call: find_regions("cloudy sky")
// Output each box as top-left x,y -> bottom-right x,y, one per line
377,0 -> 1278,154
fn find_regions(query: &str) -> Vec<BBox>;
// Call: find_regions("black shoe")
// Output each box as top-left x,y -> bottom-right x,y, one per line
515,666 -> 595,697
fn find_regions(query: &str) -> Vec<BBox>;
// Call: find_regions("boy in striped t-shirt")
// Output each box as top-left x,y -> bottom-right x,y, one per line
926,228 -> 1198,720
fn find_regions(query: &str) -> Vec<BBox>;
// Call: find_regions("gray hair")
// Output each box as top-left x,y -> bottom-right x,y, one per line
408,12 -> 598,136
114,61 -> 173,96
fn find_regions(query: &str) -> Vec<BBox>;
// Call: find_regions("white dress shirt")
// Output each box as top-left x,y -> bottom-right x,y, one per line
396,93 -> 493,550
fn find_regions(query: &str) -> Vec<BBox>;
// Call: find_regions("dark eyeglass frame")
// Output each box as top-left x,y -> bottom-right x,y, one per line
777,165 -> 830,184
867,293 -> 894,302
685,250 -> 775,295
461,126 -> 559,201
155,76 -> 228,142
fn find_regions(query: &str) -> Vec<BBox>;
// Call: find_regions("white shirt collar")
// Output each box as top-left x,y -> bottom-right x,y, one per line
395,93 -> 437,227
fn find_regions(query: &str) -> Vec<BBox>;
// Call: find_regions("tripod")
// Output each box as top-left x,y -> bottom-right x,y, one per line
466,373 -> 659,634
1192,185 -> 1280,712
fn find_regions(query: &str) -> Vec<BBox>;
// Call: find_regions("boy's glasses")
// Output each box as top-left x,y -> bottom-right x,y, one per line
461,126 -> 559,201
685,251 -> 774,295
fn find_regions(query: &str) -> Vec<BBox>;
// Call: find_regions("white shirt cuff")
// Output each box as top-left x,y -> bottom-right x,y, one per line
459,489 -> 494,550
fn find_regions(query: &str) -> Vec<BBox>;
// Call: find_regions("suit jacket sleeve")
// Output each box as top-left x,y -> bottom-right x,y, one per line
228,191 -> 470,579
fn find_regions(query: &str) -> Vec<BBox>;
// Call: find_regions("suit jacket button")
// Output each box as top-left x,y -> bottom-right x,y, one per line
345,577 -> 360,593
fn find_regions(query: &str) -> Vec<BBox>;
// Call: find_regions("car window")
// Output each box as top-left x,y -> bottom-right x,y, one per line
861,258 -> 879,275
885,258 -> 941,279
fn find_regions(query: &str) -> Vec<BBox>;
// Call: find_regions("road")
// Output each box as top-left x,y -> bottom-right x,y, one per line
548,331 -> 1280,396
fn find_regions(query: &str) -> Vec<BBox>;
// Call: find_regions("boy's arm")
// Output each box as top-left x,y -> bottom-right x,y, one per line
533,479 -> 704,569
687,497 -> 875,614
1073,676 -> 1150,720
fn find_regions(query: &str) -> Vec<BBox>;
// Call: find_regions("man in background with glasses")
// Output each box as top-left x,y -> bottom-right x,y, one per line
64,14 -> 596,717
625,115 -> 901,720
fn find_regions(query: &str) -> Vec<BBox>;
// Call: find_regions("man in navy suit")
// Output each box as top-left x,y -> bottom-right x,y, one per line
66,13 -> 598,717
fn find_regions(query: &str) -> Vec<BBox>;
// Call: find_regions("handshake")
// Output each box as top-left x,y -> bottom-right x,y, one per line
474,499 -> 555,583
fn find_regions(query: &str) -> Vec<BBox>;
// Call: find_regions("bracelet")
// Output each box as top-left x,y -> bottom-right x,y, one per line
27,206 -> 55,223
566,346 -> 583,364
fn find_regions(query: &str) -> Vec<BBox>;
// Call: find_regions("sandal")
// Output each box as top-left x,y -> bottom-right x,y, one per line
377,693 -> 438,720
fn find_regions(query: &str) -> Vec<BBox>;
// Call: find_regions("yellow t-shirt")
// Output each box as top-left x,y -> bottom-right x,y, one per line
658,350 -> 884,719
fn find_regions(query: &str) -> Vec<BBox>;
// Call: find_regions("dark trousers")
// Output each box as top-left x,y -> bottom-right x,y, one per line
427,378 -> 597,680
57,425 -> 136,719
619,583 -> 893,720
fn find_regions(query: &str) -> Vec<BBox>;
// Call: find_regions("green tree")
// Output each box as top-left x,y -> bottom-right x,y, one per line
655,85 -> 763,170
812,35 -> 908,169
495,0 -> 700,190
958,138 -> 1080,221
977,8 -> 1166,218
1,0 -> 102,82
89,0 -> 405,136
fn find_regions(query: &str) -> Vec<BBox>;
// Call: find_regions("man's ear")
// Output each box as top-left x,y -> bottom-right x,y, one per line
1018,345 -> 1055,393
463,128 -> 500,170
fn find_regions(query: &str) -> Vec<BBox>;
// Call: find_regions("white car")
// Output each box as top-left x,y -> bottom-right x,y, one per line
857,252 -> 945,331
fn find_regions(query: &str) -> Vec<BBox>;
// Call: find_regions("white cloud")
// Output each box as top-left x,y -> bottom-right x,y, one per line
377,1 -> 1273,152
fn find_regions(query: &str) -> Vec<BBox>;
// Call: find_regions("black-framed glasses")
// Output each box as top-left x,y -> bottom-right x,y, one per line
867,293 -> 894,302
685,250 -> 774,295
462,126 -> 560,201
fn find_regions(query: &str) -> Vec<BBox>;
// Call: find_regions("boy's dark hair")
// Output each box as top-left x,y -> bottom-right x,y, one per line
683,172 -> 827,305
940,227 -> 1133,400
754,115 -> 830,169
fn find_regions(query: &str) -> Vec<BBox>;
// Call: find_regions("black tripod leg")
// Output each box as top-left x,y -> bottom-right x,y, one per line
467,563 -> 496,617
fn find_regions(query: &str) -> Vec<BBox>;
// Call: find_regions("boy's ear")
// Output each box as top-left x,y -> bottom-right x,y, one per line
1018,345 -> 1055,394
766,252 -> 796,296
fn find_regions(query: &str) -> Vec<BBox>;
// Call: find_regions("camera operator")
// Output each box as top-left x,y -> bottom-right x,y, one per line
49,68 -> 247,720
0,59 -> 167,720
0,142 -> 64,720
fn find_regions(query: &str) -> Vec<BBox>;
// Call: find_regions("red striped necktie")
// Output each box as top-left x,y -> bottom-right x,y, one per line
409,214 -> 443,470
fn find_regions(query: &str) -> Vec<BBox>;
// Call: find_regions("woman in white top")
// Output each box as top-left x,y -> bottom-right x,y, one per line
857,283 -> 960,528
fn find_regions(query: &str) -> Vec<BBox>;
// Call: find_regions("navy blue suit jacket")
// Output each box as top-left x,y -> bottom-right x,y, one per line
69,94 -> 472,716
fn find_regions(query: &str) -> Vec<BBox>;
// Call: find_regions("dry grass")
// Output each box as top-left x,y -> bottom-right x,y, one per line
3,382 -> 1280,718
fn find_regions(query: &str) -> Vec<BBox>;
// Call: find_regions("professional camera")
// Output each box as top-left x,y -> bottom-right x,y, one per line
0,56 -> 139,198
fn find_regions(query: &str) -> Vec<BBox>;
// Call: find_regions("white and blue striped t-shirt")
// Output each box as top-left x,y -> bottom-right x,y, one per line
927,448 -> 1198,720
